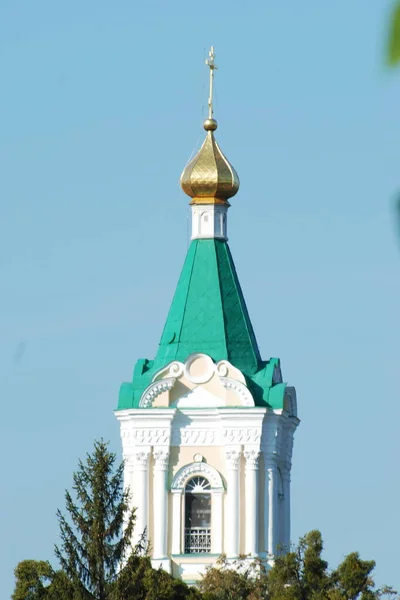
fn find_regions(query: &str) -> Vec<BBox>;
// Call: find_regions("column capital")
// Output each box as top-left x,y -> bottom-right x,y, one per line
153,449 -> 170,471
244,449 -> 260,470
225,448 -> 241,470
134,448 -> 151,470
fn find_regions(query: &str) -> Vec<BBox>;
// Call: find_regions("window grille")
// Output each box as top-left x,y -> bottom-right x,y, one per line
184,527 -> 211,553
184,476 -> 212,553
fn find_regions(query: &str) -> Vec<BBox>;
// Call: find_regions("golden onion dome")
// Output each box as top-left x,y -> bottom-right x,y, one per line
180,118 -> 240,205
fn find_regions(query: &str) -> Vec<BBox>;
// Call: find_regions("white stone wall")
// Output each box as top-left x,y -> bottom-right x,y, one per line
116,354 -> 299,581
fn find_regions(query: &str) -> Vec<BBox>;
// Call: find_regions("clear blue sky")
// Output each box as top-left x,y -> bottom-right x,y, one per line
1,0 -> 399,596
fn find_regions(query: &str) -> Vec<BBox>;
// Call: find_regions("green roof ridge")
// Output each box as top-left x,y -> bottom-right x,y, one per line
216,241 -> 261,372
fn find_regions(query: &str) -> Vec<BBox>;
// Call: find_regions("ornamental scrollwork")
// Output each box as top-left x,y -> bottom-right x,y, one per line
244,449 -> 260,470
133,450 -> 151,470
153,449 -> 170,471
225,449 -> 241,470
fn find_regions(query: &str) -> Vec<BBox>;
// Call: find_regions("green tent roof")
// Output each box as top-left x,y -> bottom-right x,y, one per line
154,239 -> 261,374
117,238 -> 286,410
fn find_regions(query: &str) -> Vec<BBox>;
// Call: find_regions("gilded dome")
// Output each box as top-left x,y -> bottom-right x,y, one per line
180,119 -> 240,204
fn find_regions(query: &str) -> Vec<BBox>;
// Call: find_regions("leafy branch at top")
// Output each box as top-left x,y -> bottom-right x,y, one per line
387,1 -> 400,65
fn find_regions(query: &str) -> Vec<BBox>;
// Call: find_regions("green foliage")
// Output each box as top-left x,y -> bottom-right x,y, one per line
12,560 -> 54,600
108,554 -> 200,600
268,530 -> 330,600
199,531 -> 398,600
54,439 -> 136,600
331,552 -> 375,599
198,555 -> 269,600
387,1 -> 400,66
13,440 -> 198,600
12,561 -> 78,600
10,441 -> 399,600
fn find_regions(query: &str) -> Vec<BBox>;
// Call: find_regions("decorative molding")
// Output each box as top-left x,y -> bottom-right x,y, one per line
184,353 -> 215,384
216,361 -> 229,377
225,449 -> 241,470
171,428 -> 216,446
147,355 -> 253,407
153,449 -> 170,471
168,361 -> 184,378
139,378 -> 175,408
244,450 -> 260,470
122,428 -> 170,446
220,377 -> 254,406
223,428 -> 260,444
171,461 -> 224,491
133,449 -> 151,470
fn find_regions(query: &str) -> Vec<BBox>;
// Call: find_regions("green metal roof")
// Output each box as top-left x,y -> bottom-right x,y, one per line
154,239 -> 261,374
117,239 -> 287,410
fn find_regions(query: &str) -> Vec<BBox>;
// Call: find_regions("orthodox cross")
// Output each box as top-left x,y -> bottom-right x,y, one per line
205,46 -> 217,119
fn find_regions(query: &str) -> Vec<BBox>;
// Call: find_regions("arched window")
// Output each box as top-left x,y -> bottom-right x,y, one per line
184,476 -> 211,553
170,461 -> 224,556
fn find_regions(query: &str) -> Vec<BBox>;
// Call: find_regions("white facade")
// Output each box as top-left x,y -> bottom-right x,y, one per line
116,353 -> 299,584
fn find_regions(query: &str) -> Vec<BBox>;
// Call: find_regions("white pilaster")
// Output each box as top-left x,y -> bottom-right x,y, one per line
133,448 -> 151,546
244,449 -> 260,556
211,490 -> 224,555
191,204 -> 228,240
225,448 -> 241,558
280,465 -> 291,551
171,490 -> 182,555
264,453 -> 278,559
153,449 -> 170,559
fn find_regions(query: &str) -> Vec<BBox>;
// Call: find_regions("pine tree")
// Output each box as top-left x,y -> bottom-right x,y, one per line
55,439 -> 137,600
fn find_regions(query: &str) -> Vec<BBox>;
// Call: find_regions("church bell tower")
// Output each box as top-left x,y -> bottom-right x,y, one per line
115,47 -> 299,584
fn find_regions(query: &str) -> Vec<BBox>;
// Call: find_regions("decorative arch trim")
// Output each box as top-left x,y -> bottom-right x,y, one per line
171,461 -> 224,492
139,378 -> 175,408
220,377 -> 254,406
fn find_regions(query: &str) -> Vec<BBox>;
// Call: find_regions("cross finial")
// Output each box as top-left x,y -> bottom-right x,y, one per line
205,46 -> 217,119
